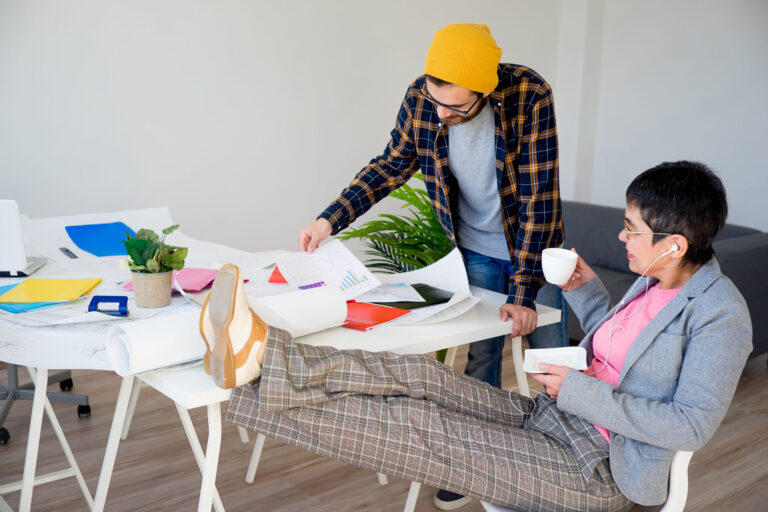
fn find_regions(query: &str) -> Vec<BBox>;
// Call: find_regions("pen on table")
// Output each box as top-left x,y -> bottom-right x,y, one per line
59,247 -> 78,259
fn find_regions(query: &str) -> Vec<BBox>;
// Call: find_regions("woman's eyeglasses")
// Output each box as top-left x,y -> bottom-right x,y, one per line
623,219 -> 672,239
419,87 -> 482,116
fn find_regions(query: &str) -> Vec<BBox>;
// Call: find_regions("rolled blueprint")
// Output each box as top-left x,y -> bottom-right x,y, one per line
107,308 -> 204,376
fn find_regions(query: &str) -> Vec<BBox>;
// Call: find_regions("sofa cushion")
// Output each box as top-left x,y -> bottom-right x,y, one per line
562,201 -> 628,274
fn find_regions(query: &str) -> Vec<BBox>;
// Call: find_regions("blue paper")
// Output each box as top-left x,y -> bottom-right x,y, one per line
0,284 -> 61,313
65,222 -> 136,257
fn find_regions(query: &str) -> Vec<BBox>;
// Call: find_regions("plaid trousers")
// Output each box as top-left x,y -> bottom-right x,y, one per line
227,327 -> 633,512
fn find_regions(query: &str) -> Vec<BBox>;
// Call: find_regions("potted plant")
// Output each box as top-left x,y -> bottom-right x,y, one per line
122,225 -> 188,307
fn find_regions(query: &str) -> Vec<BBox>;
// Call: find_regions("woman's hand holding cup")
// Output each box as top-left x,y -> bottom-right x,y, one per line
558,249 -> 596,291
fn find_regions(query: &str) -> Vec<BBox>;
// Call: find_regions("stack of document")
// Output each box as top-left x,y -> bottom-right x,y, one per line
258,241 -> 479,334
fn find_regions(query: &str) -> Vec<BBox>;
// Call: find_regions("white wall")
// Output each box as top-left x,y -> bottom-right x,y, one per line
1,0 -> 766,258
0,0 -> 561,253
583,0 -> 768,230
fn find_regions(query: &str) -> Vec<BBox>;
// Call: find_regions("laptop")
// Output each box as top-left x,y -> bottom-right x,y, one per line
0,199 -> 46,277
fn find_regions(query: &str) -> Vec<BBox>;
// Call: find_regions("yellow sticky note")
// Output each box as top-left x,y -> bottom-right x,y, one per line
0,278 -> 102,303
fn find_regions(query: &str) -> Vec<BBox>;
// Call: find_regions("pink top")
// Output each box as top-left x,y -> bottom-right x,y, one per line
587,283 -> 680,442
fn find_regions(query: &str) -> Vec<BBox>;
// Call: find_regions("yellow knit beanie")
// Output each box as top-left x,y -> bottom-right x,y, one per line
424,23 -> 502,93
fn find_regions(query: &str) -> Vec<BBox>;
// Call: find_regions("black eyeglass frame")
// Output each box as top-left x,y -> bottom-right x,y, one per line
419,86 -> 482,116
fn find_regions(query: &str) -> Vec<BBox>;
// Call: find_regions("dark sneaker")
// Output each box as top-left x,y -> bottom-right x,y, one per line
433,489 -> 473,510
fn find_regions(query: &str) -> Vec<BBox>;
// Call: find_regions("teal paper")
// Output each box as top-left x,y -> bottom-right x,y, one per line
0,283 -> 61,313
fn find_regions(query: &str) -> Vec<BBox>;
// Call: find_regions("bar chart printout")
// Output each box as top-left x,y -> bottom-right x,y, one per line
273,240 -> 381,300
340,270 -> 367,291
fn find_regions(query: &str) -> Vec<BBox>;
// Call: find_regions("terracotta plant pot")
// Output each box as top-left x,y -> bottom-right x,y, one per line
131,270 -> 173,307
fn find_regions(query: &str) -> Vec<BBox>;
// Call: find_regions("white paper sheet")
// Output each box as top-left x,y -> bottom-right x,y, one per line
248,286 -> 347,338
274,239 -> 381,299
106,308 -> 204,376
378,247 -> 471,296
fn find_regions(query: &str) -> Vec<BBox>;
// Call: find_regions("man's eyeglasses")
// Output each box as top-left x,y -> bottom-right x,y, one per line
420,87 -> 482,116
623,219 -> 672,239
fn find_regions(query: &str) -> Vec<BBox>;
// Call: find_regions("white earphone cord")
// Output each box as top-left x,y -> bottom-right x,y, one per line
583,244 -> 677,377
507,243 -> 678,409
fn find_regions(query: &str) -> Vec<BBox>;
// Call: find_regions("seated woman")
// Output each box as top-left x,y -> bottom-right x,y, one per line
200,160 -> 752,511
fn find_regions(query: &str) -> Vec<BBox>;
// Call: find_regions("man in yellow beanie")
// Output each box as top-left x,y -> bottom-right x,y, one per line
299,24 -> 566,507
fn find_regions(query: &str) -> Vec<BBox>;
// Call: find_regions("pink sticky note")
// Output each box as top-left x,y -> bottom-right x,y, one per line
122,268 -> 218,292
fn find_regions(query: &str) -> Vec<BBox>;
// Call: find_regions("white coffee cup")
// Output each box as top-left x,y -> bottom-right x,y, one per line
542,248 -> 578,285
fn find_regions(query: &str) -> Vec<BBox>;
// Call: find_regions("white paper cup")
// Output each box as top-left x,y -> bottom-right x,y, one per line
542,248 -> 578,285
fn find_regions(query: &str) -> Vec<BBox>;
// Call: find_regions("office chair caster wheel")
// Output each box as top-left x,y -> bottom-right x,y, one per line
0,427 -> 9,445
77,405 -> 91,418
60,378 -> 74,391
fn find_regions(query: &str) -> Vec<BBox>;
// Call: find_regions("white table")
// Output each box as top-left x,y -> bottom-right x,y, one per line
91,287 -> 559,512
0,207 -> 277,511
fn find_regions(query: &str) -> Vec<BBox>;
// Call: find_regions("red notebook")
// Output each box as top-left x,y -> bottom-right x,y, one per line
344,301 -> 410,331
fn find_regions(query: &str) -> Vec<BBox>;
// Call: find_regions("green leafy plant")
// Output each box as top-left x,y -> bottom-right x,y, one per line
336,173 -> 453,273
122,225 -> 188,273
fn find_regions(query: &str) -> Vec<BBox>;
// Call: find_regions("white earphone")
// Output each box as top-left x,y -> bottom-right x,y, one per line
660,242 -> 680,257
586,239 -> 681,376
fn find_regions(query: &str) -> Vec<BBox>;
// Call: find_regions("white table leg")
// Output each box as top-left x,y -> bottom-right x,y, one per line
245,433 -> 266,483
121,380 -> 143,440
28,368 -> 94,509
403,481 -> 421,512
18,367 -> 47,512
174,403 -> 225,512
376,473 -> 389,486
237,425 -> 250,444
0,495 -> 13,512
443,346 -> 458,368
198,402 -> 222,512
93,376 -> 135,512
510,335 -> 529,398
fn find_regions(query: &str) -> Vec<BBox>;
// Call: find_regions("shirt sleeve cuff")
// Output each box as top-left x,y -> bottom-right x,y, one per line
506,283 -> 537,310
317,206 -> 347,236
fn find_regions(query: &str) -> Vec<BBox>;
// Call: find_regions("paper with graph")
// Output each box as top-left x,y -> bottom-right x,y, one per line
273,239 -> 381,299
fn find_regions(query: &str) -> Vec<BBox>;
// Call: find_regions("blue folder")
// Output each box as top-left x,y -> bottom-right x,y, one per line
65,222 -> 136,257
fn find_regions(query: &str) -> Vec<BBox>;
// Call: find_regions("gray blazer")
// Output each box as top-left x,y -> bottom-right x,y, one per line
558,258 -> 752,506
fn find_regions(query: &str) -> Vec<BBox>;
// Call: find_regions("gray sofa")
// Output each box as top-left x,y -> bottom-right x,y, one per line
561,200 -> 768,360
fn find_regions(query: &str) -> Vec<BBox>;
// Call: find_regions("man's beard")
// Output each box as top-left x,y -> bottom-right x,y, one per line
439,96 -> 487,126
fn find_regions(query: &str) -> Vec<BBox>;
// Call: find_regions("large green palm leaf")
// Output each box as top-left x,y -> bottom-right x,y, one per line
336,173 -> 453,273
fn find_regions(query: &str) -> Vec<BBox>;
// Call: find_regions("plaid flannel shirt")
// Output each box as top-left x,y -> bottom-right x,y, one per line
319,64 -> 563,309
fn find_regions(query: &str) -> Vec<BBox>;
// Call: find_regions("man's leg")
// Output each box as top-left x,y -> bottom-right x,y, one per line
461,249 -> 508,388
527,284 -> 570,349
226,330 -> 631,512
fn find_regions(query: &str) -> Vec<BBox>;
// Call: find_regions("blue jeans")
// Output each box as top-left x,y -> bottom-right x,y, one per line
461,248 -> 569,388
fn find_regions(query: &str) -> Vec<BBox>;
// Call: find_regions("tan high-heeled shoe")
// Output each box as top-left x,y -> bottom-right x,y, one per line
199,264 -> 267,389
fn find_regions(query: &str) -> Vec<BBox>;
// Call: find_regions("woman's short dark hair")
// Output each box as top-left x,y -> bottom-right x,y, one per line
626,160 -> 728,267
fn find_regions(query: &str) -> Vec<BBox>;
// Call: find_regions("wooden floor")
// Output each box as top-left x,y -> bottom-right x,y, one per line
1,346 -> 767,512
